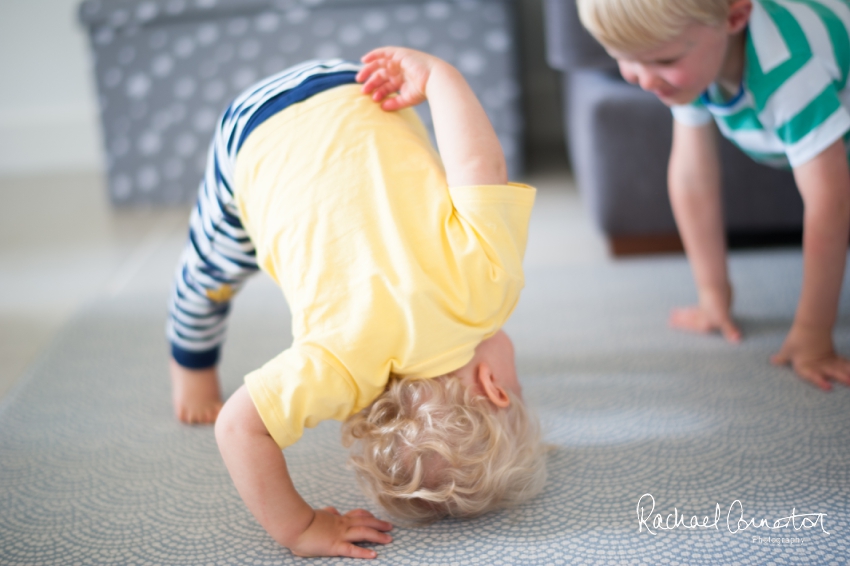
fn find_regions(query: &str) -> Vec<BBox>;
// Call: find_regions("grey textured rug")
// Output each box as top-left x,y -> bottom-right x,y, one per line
1,250 -> 848,565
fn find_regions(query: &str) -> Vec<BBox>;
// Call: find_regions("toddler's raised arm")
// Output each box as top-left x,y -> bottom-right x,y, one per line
357,47 -> 507,188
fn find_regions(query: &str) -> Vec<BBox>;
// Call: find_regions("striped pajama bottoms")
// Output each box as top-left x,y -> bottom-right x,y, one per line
166,59 -> 361,369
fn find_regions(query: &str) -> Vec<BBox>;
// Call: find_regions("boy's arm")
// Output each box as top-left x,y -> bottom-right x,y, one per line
667,119 -> 741,342
357,47 -> 507,187
771,139 -> 850,390
215,386 -> 393,558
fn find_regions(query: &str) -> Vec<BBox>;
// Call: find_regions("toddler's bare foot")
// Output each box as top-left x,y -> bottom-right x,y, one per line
170,360 -> 223,424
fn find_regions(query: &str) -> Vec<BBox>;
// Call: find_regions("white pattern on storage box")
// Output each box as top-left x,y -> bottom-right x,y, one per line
79,0 -> 523,204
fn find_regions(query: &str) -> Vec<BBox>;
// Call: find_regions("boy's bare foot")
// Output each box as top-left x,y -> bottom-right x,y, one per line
170,359 -> 223,424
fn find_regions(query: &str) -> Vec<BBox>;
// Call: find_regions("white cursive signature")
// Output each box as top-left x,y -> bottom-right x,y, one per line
636,494 -> 829,536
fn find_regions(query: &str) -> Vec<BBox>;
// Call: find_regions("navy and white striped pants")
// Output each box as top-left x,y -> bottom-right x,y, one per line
167,59 -> 361,369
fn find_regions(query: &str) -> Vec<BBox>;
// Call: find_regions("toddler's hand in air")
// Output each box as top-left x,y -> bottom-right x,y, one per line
357,46 -> 439,111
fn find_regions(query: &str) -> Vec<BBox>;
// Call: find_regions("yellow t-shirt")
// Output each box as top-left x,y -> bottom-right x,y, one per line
234,84 -> 536,449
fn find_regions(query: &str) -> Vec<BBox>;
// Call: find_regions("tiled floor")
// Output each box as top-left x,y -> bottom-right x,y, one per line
0,165 -> 610,401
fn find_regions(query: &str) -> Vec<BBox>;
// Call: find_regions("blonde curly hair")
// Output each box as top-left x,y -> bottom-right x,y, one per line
577,0 -> 731,52
341,374 -> 548,523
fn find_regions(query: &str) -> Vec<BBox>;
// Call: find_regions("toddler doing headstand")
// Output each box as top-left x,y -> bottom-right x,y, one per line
166,47 -> 547,558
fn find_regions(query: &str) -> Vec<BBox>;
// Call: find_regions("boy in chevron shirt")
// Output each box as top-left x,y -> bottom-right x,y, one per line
578,0 -> 850,390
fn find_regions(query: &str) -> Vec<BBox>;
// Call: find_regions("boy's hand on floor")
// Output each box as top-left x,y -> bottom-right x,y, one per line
357,46 -> 438,111
771,325 -> 850,391
669,285 -> 741,343
289,507 -> 393,559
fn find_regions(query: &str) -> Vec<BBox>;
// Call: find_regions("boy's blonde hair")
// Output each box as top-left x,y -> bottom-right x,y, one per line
577,0 -> 730,52
341,374 -> 547,523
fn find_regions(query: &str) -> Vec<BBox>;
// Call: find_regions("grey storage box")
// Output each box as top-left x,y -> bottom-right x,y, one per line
79,0 -> 523,205
543,0 -> 803,255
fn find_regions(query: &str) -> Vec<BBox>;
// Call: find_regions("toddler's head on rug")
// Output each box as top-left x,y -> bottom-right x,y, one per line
342,330 -> 547,523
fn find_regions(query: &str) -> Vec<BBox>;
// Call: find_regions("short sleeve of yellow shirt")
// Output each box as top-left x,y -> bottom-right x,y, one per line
236,84 -> 535,449
245,345 -> 359,450
449,184 -> 535,279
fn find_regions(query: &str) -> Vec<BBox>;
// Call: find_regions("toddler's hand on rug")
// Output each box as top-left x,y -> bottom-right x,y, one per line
357,46 -> 438,111
290,506 -> 393,559
669,285 -> 741,343
771,325 -> 850,391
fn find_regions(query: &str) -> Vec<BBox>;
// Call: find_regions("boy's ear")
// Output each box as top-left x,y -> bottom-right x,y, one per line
727,0 -> 752,34
475,363 -> 511,408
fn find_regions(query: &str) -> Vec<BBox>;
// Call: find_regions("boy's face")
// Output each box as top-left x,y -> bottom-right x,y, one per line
606,23 -> 731,106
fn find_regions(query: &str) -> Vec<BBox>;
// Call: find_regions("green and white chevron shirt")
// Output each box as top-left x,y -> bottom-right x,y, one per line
672,0 -> 850,169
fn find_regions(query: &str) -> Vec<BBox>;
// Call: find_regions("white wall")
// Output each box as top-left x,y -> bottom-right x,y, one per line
0,0 -> 104,175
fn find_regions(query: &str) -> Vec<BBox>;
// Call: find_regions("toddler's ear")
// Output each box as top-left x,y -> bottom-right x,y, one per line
475,363 -> 511,408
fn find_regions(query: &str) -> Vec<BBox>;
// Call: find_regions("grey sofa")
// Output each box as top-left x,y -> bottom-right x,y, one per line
543,0 -> 803,255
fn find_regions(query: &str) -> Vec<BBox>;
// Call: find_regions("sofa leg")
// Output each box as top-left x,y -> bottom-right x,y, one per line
609,233 -> 684,256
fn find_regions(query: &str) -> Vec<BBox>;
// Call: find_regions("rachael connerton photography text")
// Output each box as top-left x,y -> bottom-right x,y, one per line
636,494 -> 829,536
